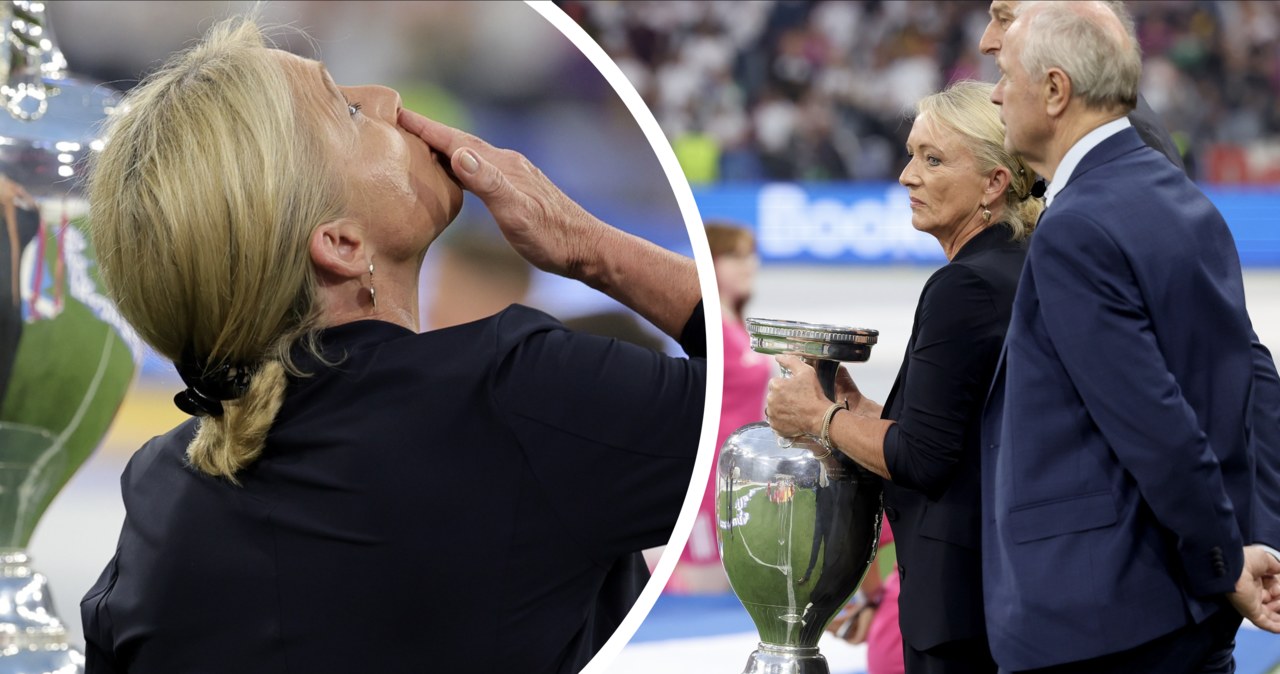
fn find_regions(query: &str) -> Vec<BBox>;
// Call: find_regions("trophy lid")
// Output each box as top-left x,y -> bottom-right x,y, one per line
746,317 -> 878,363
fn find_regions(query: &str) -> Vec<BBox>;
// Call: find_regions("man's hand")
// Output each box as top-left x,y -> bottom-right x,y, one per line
1228,544 -> 1280,632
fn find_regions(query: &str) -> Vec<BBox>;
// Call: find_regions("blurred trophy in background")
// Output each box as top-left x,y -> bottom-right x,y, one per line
717,318 -> 883,674
0,1 -> 137,671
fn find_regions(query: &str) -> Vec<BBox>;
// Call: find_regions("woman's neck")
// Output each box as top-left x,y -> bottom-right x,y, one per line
937,208 -> 1002,261
318,262 -> 422,332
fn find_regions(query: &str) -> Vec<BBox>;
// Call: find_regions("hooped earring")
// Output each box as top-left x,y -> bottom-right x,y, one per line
367,261 -> 377,309
982,202 -> 992,223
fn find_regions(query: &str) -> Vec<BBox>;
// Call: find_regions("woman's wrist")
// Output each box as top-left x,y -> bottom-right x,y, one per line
561,212 -> 610,286
570,221 -> 699,341
819,400 -> 849,449
809,400 -> 832,437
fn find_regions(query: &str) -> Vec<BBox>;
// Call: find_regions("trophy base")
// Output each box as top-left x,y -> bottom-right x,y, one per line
740,643 -> 829,674
0,551 -> 85,673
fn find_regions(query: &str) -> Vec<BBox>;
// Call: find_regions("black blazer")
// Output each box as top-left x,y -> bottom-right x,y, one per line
1130,94 -> 1184,172
81,304 -> 706,674
879,223 -> 1026,651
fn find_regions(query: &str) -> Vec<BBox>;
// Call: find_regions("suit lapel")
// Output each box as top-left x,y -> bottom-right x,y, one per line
1059,127 -> 1145,197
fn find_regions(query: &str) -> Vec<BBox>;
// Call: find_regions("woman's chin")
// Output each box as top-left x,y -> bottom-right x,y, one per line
432,152 -> 466,220
908,216 -> 932,234
445,181 -> 465,221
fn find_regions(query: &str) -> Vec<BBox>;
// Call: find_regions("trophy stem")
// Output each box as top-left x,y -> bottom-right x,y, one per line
810,359 -> 840,403
0,550 -> 85,672
741,642 -> 830,674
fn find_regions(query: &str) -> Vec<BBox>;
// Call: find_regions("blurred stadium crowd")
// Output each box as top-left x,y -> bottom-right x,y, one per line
561,0 -> 1280,184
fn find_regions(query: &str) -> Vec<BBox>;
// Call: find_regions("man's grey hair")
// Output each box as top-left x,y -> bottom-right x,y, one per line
1018,2 -> 1138,38
1013,1 -> 1142,112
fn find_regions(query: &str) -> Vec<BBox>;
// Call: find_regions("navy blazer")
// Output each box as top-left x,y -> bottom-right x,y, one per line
981,127 -> 1280,670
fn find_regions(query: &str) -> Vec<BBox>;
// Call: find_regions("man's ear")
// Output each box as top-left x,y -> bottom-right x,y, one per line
1045,67 -> 1072,118
309,219 -> 369,282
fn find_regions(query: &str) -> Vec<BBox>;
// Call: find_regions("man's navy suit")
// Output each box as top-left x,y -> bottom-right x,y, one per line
980,126 -> 1280,670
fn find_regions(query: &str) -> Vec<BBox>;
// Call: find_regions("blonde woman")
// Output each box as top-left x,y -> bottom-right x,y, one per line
81,17 -> 704,674
767,80 -> 1043,674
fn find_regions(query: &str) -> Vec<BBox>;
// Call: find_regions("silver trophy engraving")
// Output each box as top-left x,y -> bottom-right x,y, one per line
717,318 -> 882,674
0,2 -> 136,672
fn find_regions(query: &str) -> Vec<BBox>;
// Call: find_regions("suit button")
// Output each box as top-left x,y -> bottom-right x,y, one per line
884,506 -> 898,522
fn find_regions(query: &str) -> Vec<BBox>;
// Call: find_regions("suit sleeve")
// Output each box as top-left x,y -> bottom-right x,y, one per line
490,306 -> 706,562
1248,334 -> 1280,548
1032,214 -> 1244,596
883,264 -> 1002,498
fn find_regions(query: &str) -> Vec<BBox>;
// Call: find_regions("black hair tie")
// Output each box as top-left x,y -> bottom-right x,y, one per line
1016,168 -> 1048,201
173,355 -> 255,417
174,385 -> 226,417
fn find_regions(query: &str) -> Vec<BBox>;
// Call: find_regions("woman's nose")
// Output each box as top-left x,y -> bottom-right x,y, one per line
339,84 -> 402,122
899,161 -> 918,187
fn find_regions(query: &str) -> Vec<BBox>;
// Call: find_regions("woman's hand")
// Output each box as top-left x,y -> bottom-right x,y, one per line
398,109 -> 700,342
766,355 -> 832,438
835,365 -> 883,418
398,109 -> 604,279
834,366 -> 863,410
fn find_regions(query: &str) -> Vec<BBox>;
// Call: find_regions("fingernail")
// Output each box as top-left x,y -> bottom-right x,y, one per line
458,149 -> 479,174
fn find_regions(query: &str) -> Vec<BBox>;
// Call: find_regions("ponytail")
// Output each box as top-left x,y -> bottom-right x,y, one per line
185,360 -> 288,483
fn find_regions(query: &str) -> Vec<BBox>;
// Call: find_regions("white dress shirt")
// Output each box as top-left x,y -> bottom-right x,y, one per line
1043,116 -> 1132,209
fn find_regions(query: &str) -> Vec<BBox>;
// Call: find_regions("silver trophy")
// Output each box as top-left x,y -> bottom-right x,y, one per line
0,2 -> 136,672
717,318 -> 882,674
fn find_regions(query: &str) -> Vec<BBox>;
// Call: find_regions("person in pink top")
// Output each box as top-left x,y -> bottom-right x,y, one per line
828,523 -> 905,674
669,222 -> 772,593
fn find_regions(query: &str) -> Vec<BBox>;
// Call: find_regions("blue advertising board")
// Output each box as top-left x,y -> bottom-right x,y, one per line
695,183 -> 1280,267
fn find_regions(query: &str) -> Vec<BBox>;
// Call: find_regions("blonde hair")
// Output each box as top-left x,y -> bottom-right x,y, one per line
916,80 -> 1044,241
89,17 -> 345,481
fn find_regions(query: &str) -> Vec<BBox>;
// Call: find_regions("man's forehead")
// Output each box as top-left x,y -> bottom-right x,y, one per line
990,0 -> 1019,16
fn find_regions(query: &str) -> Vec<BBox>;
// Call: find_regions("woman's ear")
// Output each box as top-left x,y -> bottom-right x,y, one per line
309,219 -> 369,282
986,166 -> 1012,201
